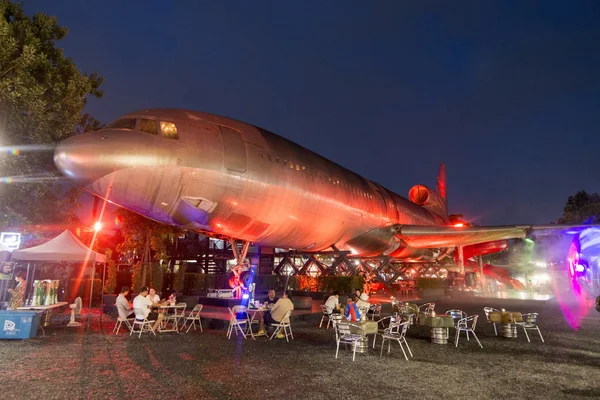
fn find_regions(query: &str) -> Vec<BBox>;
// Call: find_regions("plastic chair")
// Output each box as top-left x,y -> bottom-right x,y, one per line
183,304 -> 203,333
227,306 -> 248,339
113,303 -> 134,334
269,310 -> 293,342
319,304 -> 332,329
455,315 -> 483,348
130,308 -> 156,338
380,321 -> 413,360
483,307 -> 499,335
515,313 -> 544,343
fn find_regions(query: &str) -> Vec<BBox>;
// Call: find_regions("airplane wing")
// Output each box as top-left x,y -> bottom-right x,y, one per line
392,224 -> 592,249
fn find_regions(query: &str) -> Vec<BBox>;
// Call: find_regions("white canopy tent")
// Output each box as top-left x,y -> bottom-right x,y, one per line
12,230 -> 106,263
11,230 -> 106,310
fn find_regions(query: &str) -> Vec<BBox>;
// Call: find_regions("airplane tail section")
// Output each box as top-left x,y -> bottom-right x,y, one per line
436,163 -> 448,216
407,163 -> 448,218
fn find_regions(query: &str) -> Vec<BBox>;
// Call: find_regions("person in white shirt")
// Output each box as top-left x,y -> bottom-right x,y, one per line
324,291 -> 341,314
115,286 -> 133,319
264,291 -> 294,338
147,287 -> 161,304
133,286 -> 164,332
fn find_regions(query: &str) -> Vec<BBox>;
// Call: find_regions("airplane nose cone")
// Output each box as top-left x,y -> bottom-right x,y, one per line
54,133 -> 116,185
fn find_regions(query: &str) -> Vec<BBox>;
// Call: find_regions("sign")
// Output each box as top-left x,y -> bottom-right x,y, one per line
0,262 -> 14,280
0,232 -> 21,250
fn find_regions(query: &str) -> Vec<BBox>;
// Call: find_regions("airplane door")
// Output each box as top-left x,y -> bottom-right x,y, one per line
220,126 -> 247,173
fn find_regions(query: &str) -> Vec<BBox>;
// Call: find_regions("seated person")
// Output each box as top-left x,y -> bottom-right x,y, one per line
263,291 -> 294,338
265,289 -> 279,307
324,291 -> 341,315
133,286 -> 164,332
147,287 -> 161,304
356,293 -> 371,315
115,286 -> 133,319
344,298 -> 361,322
257,289 -> 280,335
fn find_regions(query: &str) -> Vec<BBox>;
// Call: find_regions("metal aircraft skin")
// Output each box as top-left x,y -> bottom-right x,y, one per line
53,109 -> 550,262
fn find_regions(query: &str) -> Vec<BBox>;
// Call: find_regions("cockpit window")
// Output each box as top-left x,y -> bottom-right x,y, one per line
102,118 -> 137,130
140,119 -> 158,135
160,121 -> 178,139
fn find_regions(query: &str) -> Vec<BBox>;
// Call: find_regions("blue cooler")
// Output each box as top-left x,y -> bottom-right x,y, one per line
0,311 -> 41,339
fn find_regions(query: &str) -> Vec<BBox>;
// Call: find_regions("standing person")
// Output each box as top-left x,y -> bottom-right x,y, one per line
7,272 -> 26,310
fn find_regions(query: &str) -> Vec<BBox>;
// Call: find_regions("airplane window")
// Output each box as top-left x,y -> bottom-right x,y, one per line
267,154 -> 272,162
140,119 -> 158,135
160,121 -> 178,139
296,164 -> 300,171
102,118 -> 136,130
288,161 -> 294,169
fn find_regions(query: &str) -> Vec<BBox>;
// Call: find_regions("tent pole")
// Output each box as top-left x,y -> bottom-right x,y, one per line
88,262 -> 94,312
24,263 -> 31,305
101,261 -> 107,303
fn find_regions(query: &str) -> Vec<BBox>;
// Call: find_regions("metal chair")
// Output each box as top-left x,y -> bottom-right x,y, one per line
418,302 -> 435,314
269,310 -> 293,342
445,309 -> 467,335
483,307 -> 499,335
372,315 -> 401,348
319,304 -> 332,329
380,321 -> 413,360
455,315 -> 483,348
515,313 -> 544,343
130,308 -> 156,338
227,306 -> 248,339
332,319 -> 365,362
369,304 -> 382,321
183,304 -> 203,333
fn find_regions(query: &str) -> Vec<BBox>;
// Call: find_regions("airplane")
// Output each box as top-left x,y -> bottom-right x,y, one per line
53,108 -> 599,290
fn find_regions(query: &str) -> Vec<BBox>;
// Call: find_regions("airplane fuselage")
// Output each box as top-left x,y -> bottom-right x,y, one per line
55,109 -> 447,259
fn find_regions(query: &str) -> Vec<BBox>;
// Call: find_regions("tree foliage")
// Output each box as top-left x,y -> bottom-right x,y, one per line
557,190 -> 600,224
115,208 -> 183,262
0,0 -> 103,236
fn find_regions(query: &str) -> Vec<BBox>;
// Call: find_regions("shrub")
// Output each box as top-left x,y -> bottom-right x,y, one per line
131,261 -> 143,292
151,262 -> 164,293
104,250 -> 117,294
173,262 -> 187,292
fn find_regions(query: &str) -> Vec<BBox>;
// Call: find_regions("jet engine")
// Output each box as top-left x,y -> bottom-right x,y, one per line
408,184 -> 446,217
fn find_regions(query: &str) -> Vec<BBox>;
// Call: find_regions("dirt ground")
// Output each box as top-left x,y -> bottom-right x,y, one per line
1,297 -> 598,400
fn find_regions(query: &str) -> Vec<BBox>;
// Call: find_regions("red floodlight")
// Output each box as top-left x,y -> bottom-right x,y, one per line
93,221 -> 102,232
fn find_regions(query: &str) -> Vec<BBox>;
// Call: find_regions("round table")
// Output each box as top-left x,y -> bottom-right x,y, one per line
489,311 -> 522,338
418,313 -> 455,344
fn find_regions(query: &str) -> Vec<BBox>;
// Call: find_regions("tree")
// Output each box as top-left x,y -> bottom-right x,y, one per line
0,0 -> 103,240
115,208 -> 183,287
557,190 -> 600,224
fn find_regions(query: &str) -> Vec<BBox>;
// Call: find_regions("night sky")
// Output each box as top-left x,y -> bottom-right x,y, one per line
24,1 -> 600,226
